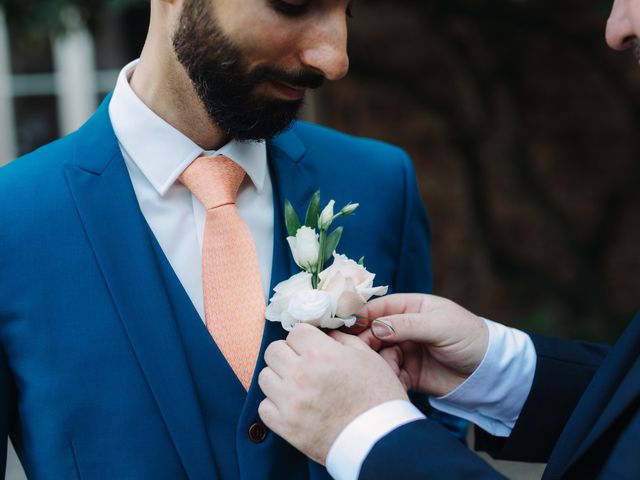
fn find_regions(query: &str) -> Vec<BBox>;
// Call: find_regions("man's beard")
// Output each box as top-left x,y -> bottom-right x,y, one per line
634,38 -> 640,64
172,0 -> 324,141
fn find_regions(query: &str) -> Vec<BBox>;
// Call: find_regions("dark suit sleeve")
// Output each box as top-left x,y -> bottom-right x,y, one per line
360,418 -> 506,479
475,334 -> 610,462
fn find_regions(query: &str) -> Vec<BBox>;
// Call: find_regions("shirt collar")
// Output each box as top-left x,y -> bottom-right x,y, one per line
108,59 -> 267,196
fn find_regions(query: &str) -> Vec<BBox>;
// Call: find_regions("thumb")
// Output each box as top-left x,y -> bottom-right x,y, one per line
329,330 -> 372,352
371,313 -> 440,344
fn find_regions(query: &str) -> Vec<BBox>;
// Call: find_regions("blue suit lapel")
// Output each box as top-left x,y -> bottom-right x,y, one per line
266,127 -> 315,288
571,356 -> 640,458
237,126 -> 320,464
242,126 -> 314,392
63,97 -> 218,480
548,313 -> 640,478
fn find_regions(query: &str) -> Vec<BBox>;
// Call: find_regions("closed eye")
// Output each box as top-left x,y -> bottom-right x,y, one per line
271,0 -> 310,17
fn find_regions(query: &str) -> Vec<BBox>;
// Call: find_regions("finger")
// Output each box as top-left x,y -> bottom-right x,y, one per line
286,323 -> 333,355
371,318 -> 396,340
370,313 -> 435,343
264,340 -> 299,376
340,319 -> 369,335
398,368 -> 413,391
258,398 -> 280,432
258,366 -> 286,404
328,330 -> 372,352
379,346 -> 403,376
357,328 -> 385,352
357,294 -> 427,321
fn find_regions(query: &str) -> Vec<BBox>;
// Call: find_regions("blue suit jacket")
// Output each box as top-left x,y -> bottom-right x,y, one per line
360,312 -> 640,479
0,97 -> 438,479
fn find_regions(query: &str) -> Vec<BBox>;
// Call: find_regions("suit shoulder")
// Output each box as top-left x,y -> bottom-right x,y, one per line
291,121 -> 410,168
0,133 -> 76,202
0,134 -> 75,179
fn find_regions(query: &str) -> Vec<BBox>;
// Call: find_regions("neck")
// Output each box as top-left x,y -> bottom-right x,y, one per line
130,33 -> 228,150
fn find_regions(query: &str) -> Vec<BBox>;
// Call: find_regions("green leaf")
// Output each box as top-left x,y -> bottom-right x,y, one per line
284,199 -> 301,237
304,190 -> 321,229
323,226 -> 343,263
358,256 -> 365,266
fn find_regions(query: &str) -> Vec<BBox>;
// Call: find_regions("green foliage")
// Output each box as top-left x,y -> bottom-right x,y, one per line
323,226 -> 342,263
0,0 -> 143,35
304,190 -> 321,230
284,199 -> 301,237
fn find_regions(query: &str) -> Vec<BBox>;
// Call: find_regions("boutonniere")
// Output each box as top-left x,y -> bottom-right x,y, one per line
266,191 -> 388,331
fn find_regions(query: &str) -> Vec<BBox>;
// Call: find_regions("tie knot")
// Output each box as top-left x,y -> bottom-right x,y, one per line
179,155 -> 246,210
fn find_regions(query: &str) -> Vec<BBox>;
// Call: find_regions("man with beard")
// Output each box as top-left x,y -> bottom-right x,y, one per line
257,1 -> 640,478
0,0 -> 458,478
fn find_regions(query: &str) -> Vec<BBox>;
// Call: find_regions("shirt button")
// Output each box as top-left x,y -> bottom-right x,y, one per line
248,422 -> 268,443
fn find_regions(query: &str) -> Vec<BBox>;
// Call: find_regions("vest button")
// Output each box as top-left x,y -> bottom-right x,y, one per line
248,422 -> 268,443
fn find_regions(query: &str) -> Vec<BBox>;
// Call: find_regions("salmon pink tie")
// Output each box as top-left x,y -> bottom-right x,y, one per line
180,155 -> 265,390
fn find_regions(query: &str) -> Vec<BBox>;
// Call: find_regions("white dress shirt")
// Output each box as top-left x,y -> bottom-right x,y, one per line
108,60 -> 274,321
326,319 -> 537,480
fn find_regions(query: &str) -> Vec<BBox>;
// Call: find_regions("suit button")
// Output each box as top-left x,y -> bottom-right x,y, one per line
248,422 -> 268,443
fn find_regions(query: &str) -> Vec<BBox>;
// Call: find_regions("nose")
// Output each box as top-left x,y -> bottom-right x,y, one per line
300,15 -> 350,81
606,0 -> 636,51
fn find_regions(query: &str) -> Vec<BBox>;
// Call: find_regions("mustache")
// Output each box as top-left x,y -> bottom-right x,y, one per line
254,67 -> 325,90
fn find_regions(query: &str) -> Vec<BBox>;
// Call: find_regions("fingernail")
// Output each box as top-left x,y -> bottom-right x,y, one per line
372,319 -> 395,339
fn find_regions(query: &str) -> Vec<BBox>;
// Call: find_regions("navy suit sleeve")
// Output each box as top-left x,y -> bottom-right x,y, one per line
360,419 -> 506,479
476,334 -> 609,462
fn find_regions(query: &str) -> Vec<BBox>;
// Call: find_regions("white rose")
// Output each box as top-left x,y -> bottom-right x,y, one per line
266,273 -> 335,330
265,271 -> 355,331
265,272 -> 314,327
286,226 -> 320,272
318,200 -> 335,230
281,289 -> 338,331
318,253 -> 388,321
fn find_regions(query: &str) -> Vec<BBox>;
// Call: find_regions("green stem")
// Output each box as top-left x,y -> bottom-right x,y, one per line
313,228 -> 327,289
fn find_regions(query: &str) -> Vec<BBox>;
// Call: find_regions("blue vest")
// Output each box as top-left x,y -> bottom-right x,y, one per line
150,228 -> 329,480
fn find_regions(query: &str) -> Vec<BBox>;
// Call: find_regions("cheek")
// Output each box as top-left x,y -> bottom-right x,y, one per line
240,28 -> 302,68
218,5 -> 305,67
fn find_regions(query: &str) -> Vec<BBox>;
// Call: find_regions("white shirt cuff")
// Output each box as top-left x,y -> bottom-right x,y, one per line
326,400 -> 425,480
429,318 -> 536,437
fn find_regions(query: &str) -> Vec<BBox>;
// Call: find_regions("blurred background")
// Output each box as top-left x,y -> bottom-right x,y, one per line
1,0 -> 638,478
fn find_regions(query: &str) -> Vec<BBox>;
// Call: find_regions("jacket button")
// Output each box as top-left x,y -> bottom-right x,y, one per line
248,422 -> 268,443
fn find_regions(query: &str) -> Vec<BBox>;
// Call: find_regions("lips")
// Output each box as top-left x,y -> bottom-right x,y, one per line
269,80 -> 307,100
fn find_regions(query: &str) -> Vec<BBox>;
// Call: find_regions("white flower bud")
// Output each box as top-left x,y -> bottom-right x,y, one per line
341,203 -> 359,215
286,226 -> 319,271
318,200 -> 336,230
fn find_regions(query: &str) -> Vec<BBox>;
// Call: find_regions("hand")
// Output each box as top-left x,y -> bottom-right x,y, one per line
258,323 -> 408,465
357,294 -> 489,398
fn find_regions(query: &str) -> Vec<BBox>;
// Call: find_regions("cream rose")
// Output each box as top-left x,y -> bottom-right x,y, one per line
318,253 -> 388,322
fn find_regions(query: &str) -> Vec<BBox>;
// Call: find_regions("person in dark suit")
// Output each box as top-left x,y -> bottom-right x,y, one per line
0,0 -> 466,478
259,295 -> 639,479
257,1 -> 640,478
